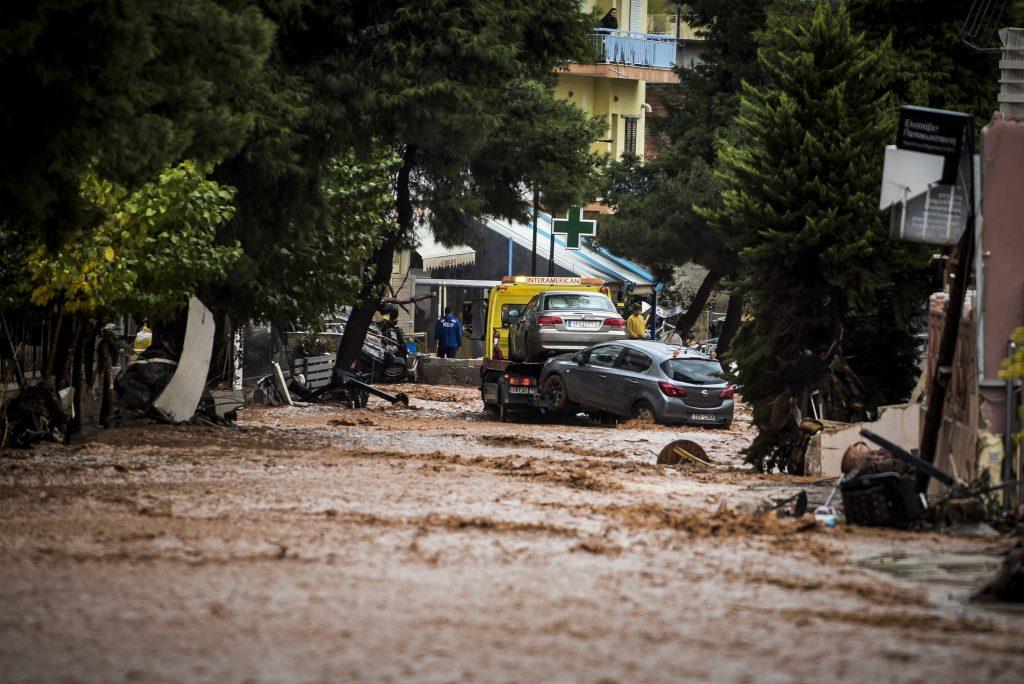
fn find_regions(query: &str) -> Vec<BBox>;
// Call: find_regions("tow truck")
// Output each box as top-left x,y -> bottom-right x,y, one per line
470,275 -> 608,421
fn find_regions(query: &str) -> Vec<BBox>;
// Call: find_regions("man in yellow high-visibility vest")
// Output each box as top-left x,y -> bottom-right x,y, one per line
626,303 -> 647,340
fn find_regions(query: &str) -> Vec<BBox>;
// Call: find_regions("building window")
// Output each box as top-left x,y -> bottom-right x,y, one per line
624,116 -> 638,156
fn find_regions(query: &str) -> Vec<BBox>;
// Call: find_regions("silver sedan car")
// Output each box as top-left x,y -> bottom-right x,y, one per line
508,290 -> 626,362
538,340 -> 734,427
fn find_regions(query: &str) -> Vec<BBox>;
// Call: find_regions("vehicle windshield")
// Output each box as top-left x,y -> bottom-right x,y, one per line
543,293 -> 615,312
661,358 -> 725,385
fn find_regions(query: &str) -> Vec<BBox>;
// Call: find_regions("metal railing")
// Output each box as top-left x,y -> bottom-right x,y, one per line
592,28 -> 677,70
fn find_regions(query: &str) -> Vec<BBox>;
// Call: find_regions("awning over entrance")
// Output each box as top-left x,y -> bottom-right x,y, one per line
414,227 -> 476,270
482,212 -> 657,292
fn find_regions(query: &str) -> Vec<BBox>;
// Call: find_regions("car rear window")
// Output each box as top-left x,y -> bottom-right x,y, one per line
661,358 -> 725,385
543,293 -> 615,312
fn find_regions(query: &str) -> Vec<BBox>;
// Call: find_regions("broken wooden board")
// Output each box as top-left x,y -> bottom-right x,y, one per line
153,297 -> 215,422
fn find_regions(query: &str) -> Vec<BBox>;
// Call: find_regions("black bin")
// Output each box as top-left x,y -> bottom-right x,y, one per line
840,472 -> 924,528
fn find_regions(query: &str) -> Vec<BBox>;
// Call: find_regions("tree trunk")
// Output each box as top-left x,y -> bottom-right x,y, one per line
69,317 -> 90,436
716,291 -> 744,361
333,145 -> 416,378
674,270 -> 721,340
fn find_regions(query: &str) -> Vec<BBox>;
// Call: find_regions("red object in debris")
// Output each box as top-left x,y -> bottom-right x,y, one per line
721,386 -> 735,399
492,328 -> 503,359
604,317 -> 626,328
658,381 -> 687,398
538,316 -> 563,326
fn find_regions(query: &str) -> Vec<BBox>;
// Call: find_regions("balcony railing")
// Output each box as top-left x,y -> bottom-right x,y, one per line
592,28 -> 677,70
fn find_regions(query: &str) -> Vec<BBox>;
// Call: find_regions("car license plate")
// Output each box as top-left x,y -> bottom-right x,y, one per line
689,413 -> 717,422
566,320 -> 600,330
508,386 -> 535,395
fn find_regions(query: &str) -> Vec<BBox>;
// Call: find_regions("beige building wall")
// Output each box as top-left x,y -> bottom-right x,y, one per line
554,74 -> 646,160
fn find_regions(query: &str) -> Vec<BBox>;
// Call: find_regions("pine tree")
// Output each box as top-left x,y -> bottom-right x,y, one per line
702,3 -> 931,471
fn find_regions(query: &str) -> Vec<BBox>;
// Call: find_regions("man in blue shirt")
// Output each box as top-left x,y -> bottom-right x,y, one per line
434,306 -> 463,358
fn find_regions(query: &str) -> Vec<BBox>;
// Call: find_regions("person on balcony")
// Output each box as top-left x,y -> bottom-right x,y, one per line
600,7 -> 618,30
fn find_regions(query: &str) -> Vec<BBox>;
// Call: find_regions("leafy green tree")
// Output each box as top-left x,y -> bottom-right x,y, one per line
21,161 -> 239,320
471,80 -> 606,227
230,151 -> 400,329
0,0 -> 272,244
702,3 -> 931,471
320,0 -> 598,372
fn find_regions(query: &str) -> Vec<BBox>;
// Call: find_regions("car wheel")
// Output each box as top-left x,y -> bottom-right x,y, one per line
631,399 -> 657,424
542,374 -> 570,410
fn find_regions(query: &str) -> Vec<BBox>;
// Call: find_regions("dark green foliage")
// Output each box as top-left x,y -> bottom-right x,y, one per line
471,80 -> 606,224
850,0 -> 1019,117
703,3 -> 931,471
212,1 -> 599,335
600,0 -> 771,291
321,0 -> 600,368
0,0 -> 273,244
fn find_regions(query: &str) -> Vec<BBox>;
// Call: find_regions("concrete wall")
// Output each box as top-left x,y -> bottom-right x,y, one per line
804,403 -> 923,477
417,357 -> 481,387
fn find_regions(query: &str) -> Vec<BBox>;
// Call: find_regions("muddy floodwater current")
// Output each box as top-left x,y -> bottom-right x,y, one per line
2,384 -> 1023,682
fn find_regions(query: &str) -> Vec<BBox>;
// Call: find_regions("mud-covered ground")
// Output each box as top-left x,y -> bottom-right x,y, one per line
2,385 -> 1023,682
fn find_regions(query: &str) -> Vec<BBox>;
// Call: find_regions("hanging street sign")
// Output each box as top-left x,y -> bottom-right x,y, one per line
896,105 -> 972,185
552,207 -> 596,250
880,105 -> 975,246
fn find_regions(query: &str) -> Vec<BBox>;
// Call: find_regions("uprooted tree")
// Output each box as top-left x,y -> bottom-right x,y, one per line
700,3 -> 933,472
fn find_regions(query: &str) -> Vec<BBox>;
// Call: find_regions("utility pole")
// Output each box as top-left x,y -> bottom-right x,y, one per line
531,187 -> 539,276
547,211 -> 556,277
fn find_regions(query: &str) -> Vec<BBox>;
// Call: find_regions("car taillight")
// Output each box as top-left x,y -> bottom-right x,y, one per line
492,328 -> 503,359
604,317 -> 625,328
658,381 -> 687,398
721,386 -> 734,399
508,376 -> 534,386
537,316 -> 563,326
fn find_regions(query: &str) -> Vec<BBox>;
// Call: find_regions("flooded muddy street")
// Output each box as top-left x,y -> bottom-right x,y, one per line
2,386 -> 1023,682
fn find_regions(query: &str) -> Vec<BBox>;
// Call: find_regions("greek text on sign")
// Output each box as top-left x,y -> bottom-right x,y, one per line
552,207 -> 597,249
896,105 -> 971,185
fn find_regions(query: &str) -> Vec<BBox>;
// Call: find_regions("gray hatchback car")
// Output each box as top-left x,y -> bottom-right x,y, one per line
538,340 -> 734,427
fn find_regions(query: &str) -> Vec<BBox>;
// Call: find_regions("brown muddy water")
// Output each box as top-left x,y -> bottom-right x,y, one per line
2,385 -> 1022,682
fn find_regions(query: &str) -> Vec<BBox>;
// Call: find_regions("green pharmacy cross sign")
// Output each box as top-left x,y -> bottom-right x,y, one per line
552,207 -> 596,250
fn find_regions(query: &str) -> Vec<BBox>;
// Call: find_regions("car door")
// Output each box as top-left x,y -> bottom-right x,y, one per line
604,347 -> 654,416
566,343 -> 624,410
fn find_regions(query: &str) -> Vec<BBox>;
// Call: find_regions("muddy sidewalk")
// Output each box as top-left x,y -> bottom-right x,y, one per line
1,386 -> 1022,682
